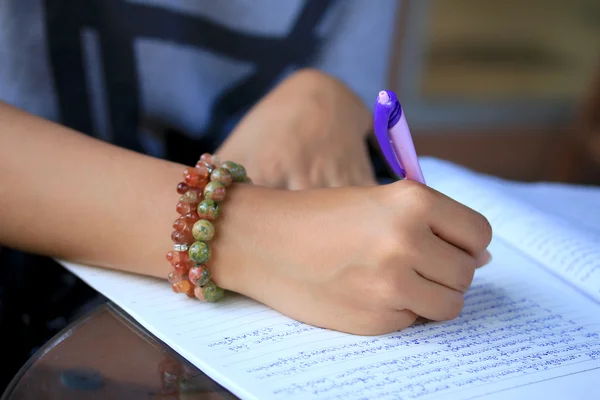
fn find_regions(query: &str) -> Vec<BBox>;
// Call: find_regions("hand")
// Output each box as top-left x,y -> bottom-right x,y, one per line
212,180 -> 493,335
216,69 -> 376,189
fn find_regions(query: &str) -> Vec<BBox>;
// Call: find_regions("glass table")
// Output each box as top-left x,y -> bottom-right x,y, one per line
2,303 -> 238,399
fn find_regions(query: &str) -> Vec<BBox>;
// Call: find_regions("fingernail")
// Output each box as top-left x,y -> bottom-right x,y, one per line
476,250 -> 492,268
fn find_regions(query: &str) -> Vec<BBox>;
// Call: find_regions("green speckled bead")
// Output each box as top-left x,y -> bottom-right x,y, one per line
202,281 -> 225,302
204,181 -> 226,202
197,199 -> 220,220
192,219 -> 215,241
221,161 -> 247,182
210,167 -> 233,187
188,241 -> 210,264
188,264 -> 211,286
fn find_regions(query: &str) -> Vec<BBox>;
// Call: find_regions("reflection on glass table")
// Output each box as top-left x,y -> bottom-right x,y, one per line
2,303 -> 238,400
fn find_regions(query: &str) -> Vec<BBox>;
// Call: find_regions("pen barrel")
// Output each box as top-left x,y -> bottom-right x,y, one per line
390,114 -> 425,184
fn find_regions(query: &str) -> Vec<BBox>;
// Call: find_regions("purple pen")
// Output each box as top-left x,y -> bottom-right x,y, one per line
373,90 -> 425,184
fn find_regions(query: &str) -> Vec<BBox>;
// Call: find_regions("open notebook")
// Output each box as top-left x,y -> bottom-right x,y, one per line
61,158 -> 600,400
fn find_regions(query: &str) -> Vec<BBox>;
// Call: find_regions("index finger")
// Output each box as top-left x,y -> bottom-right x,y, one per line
422,187 -> 492,257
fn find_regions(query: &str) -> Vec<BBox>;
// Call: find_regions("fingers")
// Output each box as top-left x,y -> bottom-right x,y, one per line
414,232 -> 477,292
424,191 -> 492,257
402,270 -> 465,321
396,181 -> 492,258
476,250 -> 492,267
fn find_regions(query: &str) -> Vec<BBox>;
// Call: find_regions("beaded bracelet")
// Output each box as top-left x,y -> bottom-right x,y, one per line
165,153 -> 250,302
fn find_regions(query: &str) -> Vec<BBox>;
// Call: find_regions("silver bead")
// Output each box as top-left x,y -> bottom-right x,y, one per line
174,243 -> 189,252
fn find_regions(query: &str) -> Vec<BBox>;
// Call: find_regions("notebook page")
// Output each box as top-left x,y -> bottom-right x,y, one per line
62,235 -> 600,400
500,181 -> 600,235
420,158 -> 600,303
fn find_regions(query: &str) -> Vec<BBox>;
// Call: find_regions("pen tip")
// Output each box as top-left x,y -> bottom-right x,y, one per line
378,90 -> 390,104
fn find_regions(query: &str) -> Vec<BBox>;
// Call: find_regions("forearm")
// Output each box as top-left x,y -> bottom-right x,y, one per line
0,102 -> 186,278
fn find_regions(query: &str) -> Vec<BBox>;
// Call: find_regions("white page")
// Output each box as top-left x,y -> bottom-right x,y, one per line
60,158 -> 600,400
63,237 -> 600,400
500,181 -> 600,235
420,158 -> 600,303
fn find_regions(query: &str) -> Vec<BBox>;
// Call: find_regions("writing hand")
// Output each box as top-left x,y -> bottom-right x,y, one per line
214,180 -> 493,335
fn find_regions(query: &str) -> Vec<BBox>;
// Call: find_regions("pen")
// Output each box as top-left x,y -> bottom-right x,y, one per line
373,90 -> 425,184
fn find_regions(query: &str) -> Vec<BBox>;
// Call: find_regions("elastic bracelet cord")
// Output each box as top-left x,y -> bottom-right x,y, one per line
165,153 -> 250,302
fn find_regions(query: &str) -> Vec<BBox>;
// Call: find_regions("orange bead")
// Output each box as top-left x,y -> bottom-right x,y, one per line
173,261 -> 193,276
183,212 -> 200,224
173,216 -> 195,233
168,271 -> 182,284
173,217 -> 186,232
172,279 -> 192,294
166,251 -> 186,264
176,201 -> 193,215
171,230 -> 193,244
185,286 -> 196,298
199,153 -> 221,168
166,251 -> 194,270
184,167 -> 209,187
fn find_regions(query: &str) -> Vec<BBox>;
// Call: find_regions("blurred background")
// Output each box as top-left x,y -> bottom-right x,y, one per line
392,0 -> 600,183
1,0 -> 599,393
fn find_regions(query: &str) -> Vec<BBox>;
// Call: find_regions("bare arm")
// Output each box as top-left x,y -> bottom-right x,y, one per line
0,68 -> 491,336
1,101 -> 196,279
0,103 -> 182,276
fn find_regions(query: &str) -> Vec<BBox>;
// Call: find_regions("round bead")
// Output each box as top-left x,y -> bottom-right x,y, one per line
196,161 -> 214,174
171,230 -> 193,245
188,241 -> 211,264
192,219 -> 215,241
221,161 -> 247,182
172,279 -> 192,294
197,199 -> 220,220
184,166 -> 209,187
193,285 -> 206,301
210,168 -> 233,187
173,217 -> 191,232
165,251 -> 177,263
168,271 -> 182,284
173,260 -> 193,276
166,251 -> 194,267
179,190 -> 200,204
188,265 -> 211,286
176,201 -> 193,215
200,281 -> 225,302
199,153 -> 221,168
204,181 -> 226,202
176,182 -> 189,195
183,213 -> 200,228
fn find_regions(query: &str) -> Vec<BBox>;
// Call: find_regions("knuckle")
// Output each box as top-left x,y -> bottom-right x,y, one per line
401,181 -> 434,215
372,235 -> 401,266
370,271 -> 405,307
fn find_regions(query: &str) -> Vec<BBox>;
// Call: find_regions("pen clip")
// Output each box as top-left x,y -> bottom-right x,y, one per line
374,90 -> 405,179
